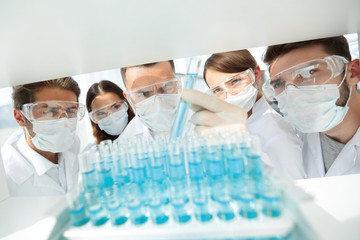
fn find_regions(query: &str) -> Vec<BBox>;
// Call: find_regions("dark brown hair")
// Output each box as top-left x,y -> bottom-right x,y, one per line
12,77 -> 80,109
120,60 -> 175,87
263,36 -> 352,69
86,80 -> 135,144
203,50 -> 258,86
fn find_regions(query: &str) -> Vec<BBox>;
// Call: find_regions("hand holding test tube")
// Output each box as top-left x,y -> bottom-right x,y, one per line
170,58 -> 201,140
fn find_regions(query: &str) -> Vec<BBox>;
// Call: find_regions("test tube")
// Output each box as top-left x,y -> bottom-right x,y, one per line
84,188 -> 109,226
167,139 -> 191,223
66,187 -> 90,226
78,150 -> 98,190
261,186 -> 282,217
148,182 -> 169,224
245,135 -> 263,181
127,183 -> 148,225
224,134 -> 246,180
191,181 -> 213,222
103,186 -> 128,225
186,134 -> 206,182
93,145 -> 114,189
170,58 -> 201,140
112,140 -> 131,186
149,139 -> 170,205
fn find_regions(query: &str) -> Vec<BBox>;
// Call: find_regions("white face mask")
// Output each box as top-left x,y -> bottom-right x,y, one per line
276,83 -> 350,133
134,94 -> 180,132
98,110 -> 128,135
30,118 -> 78,153
225,84 -> 258,112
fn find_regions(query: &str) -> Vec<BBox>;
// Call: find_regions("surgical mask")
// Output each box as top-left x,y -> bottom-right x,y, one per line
134,94 -> 180,132
30,118 -> 78,153
225,84 -> 258,112
276,82 -> 350,133
98,110 -> 128,135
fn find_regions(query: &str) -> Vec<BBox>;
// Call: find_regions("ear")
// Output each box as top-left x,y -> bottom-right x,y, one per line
123,91 -> 127,99
14,108 -> 27,127
254,65 -> 262,84
346,59 -> 360,86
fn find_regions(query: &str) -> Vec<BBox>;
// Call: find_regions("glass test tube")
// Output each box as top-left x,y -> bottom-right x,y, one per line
103,186 -> 128,225
94,145 -> 114,189
66,188 -> 90,226
84,188 -> 108,226
167,139 -> 191,223
78,150 -> 98,190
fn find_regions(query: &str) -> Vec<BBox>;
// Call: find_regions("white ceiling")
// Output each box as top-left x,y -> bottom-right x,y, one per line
0,0 -> 359,88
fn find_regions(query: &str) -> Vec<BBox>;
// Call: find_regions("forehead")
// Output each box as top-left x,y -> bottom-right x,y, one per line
269,45 -> 330,77
91,92 -> 121,111
35,87 -> 77,102
125,61 -> 175,90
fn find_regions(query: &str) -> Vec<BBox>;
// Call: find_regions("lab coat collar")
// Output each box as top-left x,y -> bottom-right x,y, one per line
17,133 -> 57,177
326,126 -> 360,176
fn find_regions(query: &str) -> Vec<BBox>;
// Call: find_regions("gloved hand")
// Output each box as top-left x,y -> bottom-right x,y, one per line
181,89 -> 248,132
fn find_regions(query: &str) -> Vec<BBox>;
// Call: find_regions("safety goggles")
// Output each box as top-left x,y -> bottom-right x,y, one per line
21,101 -> 85,122
262,55 -> 348,100
125,78 -> 182,105
207,69 -> 255,100
89,99 -> 128,123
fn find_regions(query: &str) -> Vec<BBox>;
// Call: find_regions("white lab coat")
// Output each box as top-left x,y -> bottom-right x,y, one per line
247,97 -> 306,179
1,130 -> 80,196
299,127 -> 360,178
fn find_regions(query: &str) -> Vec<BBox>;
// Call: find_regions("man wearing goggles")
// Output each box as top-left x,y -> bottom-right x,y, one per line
120,61 -> 184,138
263,36 -> 360,178
1,77 -> 85,196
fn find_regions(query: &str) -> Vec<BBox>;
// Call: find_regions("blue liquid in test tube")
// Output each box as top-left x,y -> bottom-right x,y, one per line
103,187 -> 128,225
170,58 -> 201,140
84,188 -> 109,226
167,139 -> 191,223
78,151 -> 98,190
66,188 -> 90,227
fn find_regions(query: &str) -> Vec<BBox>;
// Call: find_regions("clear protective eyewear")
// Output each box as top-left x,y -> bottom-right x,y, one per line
89,99 -> 128,123
21,101 -> 85,122
125,78 -> 182,104
262,55 -> 348,100
207,69 -> 255,100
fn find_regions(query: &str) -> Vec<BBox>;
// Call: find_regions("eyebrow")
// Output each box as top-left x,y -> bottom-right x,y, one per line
270,78 -> 283,86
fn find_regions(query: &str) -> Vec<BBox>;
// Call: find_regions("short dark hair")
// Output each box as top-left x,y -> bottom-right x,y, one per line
12,77 -> 80,109
203,50 -> 257,86
86,80 -> 135,144
120,60 -> 175,87
263,36 -> 352,69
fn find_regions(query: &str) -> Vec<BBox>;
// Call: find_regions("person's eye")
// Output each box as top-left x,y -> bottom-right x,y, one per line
270,79 -> 285,89
43,107 -> 58,116
230,78 -> 243,86
137,90 -> 153,98
96,110 -> 107,118
212,87 -> 222,94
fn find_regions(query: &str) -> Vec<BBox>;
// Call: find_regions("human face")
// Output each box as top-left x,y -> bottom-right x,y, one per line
90,92 -> 128,123
269,45 -> 349,106
124,61 -> 176,90
206,69 -> 255,100
23,87 -> 78,137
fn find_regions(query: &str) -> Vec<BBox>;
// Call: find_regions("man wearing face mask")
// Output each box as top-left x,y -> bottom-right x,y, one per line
119,61 -> 188,138
202,50 -> 305,179
1,78 -> 85,196
262,36 -> 360,177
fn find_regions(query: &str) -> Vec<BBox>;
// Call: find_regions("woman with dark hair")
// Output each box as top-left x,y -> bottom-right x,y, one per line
203,50 -> 305,180
86,80 -> 135,144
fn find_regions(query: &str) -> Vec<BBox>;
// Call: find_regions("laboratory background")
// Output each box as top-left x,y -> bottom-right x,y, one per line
0,0 -> 360,239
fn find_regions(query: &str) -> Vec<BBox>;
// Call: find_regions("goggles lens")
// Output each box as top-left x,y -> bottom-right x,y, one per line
263,55 -> 348,99
208,69 -> 255,99
125,78 -> 182,104
21,101 -> 85,121
89,100 -> 128,123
